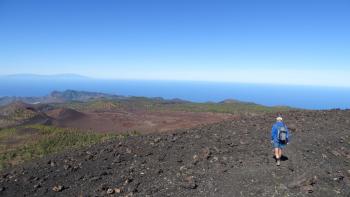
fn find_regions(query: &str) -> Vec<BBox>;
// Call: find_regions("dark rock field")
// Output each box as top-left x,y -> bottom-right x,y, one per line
1,110 -> 350,196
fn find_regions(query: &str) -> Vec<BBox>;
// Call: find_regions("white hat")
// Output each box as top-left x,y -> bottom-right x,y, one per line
276,116 -> 283,121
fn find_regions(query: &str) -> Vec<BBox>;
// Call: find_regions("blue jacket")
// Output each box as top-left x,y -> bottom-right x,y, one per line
271,121 -> 289,142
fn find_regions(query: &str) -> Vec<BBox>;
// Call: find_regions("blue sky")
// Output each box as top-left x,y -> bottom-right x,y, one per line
0,0 -> 349,86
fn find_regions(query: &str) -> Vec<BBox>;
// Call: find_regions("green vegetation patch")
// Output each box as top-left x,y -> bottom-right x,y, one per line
0,125 -> 119,170
161,102 -> 293,113
57,98 -> 293,114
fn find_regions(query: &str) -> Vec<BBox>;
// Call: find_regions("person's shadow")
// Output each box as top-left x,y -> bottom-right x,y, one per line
273,155 -> 289,161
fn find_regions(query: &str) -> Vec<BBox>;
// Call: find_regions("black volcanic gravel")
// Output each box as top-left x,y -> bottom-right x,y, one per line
1,110 -> 350,196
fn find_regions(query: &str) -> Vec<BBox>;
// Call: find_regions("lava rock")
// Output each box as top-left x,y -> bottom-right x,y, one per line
52,185 -> 64,192
181,176 -> 197,189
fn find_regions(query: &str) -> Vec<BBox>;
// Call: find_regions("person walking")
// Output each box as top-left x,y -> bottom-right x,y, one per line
271,115 -> 289,166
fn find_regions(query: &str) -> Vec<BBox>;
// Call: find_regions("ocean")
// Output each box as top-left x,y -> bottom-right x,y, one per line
1,78 -> 349,110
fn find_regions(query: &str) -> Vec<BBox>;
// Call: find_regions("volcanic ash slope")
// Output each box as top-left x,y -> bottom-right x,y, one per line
1,110 -> 350,196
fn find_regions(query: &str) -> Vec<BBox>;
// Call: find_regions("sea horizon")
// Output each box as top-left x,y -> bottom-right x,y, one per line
1,76 -> 349,110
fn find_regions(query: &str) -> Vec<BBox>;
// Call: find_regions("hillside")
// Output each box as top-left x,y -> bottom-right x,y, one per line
1,110 -> 349,196
47,90 -> 124,103
0,90 -> 292,113
0,91 -> 292,171
0,90 -> 292,131
0,101 -> 52,127
0,90 -> 123,106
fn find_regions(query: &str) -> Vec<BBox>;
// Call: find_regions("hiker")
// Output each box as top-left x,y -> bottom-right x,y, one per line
271,115 -> 289,166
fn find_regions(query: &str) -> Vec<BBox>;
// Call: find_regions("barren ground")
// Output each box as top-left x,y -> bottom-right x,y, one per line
46,108 -> 238,133
1,110 -> 350,196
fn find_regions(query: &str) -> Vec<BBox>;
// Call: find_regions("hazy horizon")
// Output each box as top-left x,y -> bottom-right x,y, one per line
1,0 -> 350,87
3,72 -> 350,89
1,74 -> 350,110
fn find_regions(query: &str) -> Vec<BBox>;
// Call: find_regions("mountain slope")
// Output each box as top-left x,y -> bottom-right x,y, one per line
0,90 -> 124,106
1,110 -> 349,196
47,90 -> 124,103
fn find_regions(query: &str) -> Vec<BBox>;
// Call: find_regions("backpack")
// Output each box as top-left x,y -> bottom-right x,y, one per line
278,125 -> 287,143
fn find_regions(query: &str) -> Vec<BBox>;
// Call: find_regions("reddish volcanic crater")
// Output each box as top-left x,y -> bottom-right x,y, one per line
45,108 -> 238,134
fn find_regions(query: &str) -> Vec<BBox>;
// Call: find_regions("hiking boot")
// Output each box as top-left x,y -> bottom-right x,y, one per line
276,159 -> 281,166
